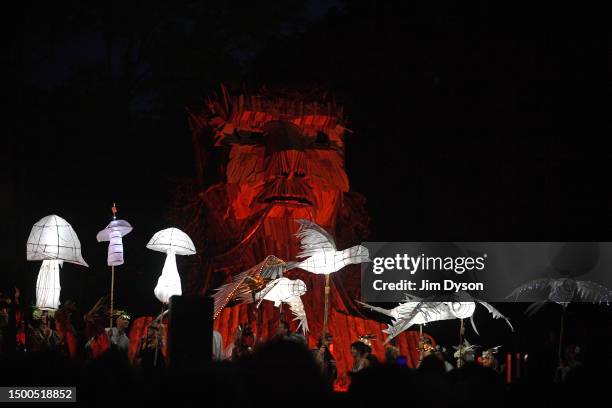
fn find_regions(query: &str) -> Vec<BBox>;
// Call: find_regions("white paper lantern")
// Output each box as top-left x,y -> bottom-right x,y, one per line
360,296 -> 512,343
96,219 -> 133,266
257,277 -> 307,306
147,228 -> 196,304
293,219 -> 370,275
26,215 -> 88,310
256,277 -> 309,334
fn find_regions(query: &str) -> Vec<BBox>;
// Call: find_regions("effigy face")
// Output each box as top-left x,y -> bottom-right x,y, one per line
223,119 -> 348,227
189,92 -> 352,252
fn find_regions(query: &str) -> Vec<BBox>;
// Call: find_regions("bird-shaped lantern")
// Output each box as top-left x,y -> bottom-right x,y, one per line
212,255 -> 288,319
359,292 -> 513,343
290,219 -> 371,333
508,276 -> 612,315
253,277 -> 309,334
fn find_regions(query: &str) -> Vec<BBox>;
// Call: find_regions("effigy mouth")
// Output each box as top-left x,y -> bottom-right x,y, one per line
263,195 -> 313,206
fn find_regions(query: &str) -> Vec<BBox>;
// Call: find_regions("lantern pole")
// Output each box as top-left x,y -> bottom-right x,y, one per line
323,274 -> 331,335
418,324 -> 424,365
154,304 -> 164,367
109,203 -> 118,330
110,266 -> 115,329
558,309 -> 565,364
459,318 -> 465,366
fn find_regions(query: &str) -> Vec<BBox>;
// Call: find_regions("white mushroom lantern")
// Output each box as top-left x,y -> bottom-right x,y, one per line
96,206 -> 133,267
26,215 -> 88,311
146,227 -> 196,304
96,204 -> 132,328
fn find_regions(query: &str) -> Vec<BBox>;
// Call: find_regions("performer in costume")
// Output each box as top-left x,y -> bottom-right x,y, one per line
358,334 -> 379,367
313,332 -> 337,389
417,335 -> 436,366
226,324 -> 256,361
136,321 -> 166,370
481,346 -> 502,372
27,308 -> 61,353
106,312 -> 130,352
454,340 -> 478,368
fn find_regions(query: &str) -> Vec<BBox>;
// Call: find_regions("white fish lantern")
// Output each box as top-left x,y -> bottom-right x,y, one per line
26,215 -> 89,310
96,219 -> 133,266
147,228 -> 196,304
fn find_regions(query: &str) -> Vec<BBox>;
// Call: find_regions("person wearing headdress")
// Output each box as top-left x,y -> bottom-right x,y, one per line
136,320 -> 166,371
358,334 -> 379,367
417,335 -> 436,366
105,311 -> 131,352
27,308 -> 61,353
453,340 -> 478,368
481,346 -> 502,373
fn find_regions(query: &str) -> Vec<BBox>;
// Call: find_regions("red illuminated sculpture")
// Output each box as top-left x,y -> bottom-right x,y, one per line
173,85 -> 423,385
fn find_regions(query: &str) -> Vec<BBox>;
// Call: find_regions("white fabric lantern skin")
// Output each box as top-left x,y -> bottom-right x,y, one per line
360,295 -> 513,343
36,260 -> 63,310
26,215 -> 88,311
154,249 -> 183,304
146,228 -> 196,304
258,278 -> 307,306
255,278 -> 309,334
381,301 -> 476,326
96,219 -> 133,266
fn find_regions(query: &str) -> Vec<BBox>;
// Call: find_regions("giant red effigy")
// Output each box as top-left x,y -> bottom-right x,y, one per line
171,85 -> 425,386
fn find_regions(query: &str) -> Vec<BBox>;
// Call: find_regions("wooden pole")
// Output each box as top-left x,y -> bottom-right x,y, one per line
459,318 -> 465,366
558,310 -> 565,364
110,266 -> 115,329
418,324 -> 424,365
154,304 -> 164,367
323,274 -> 331,335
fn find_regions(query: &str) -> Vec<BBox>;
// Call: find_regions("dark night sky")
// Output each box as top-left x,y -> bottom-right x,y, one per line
3,1 -> 611,348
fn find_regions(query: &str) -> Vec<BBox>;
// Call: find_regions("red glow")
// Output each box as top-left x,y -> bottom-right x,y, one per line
175,88 -> 427,385
506,353 -> 511,384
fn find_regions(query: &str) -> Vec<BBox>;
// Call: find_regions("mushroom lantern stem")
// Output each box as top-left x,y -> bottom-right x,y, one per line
36,260 -> 63,310
107,227 -> 125,266
154,248 -> 183,304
